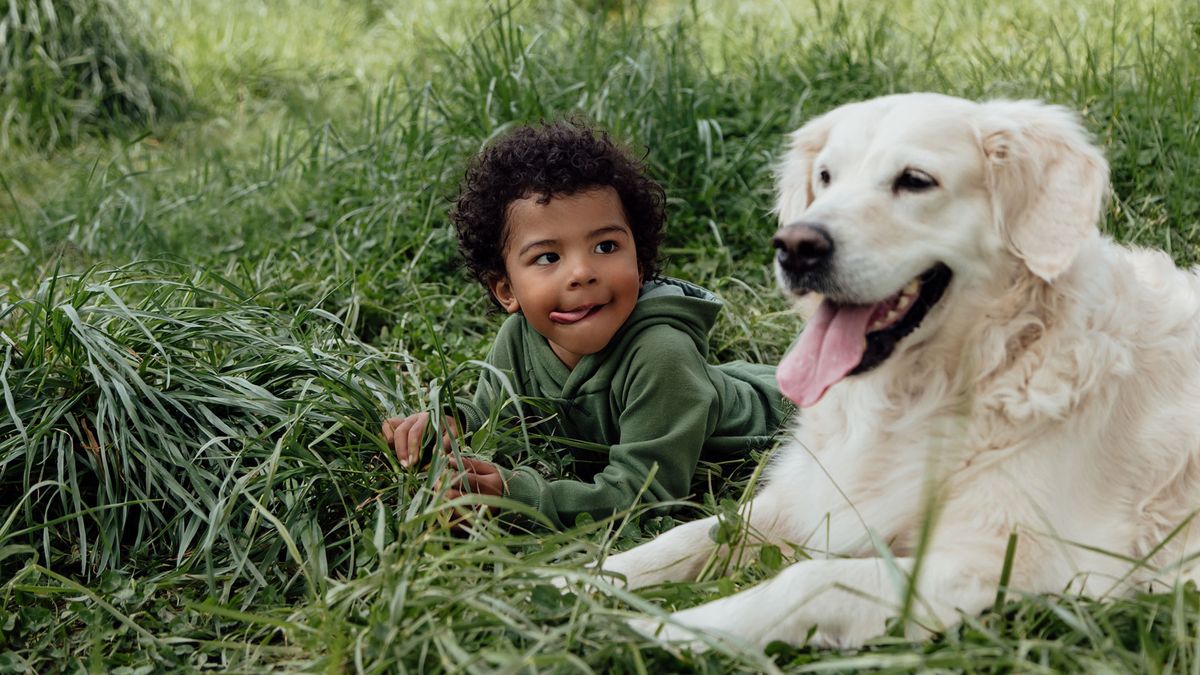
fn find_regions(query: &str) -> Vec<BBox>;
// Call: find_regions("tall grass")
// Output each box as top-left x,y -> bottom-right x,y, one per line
0,0 -> 189,151
1,265 -> 391,577
3,0 -> 1200,670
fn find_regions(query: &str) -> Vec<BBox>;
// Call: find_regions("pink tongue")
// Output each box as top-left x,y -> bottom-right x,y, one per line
550,307 -> 592,324
777,299 -> 877,407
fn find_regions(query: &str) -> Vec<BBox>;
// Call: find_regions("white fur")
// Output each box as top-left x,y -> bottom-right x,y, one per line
587,93 -> 1200,650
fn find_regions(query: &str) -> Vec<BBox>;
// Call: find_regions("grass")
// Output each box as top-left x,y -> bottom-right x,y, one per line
0,0 -> 189,151
2,0 -> 1200,671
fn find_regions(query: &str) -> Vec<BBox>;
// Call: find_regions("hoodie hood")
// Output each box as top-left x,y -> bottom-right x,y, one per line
622,277 -> 722,353
507,277 -> 723,399
558,277 -> 722,394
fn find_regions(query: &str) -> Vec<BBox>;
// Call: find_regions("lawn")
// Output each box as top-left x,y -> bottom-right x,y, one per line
2,0 -> 1199,671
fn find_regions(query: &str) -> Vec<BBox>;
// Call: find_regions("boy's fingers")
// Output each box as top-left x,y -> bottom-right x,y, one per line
461,471 -> 490,492
438,460 -> 503,496
437,470 -> 473,493
393,421 -> 412,465
443,480 -> 491,501
435,470 -> 462,492
403,414 -> 427,467
433,465 -> 466,491
456,457 -> 496,474
436,415 -> 459,452
383,416 -> 409,444
470,470 -> 505,496
395,418 -> 419,466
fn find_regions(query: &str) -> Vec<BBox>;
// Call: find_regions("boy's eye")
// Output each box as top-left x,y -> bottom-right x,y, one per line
595,240 -> 618,254
534,252 -> 559,265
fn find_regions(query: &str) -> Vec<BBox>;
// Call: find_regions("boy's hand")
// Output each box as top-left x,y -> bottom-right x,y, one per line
437,457 -> 504,532
441,457 -> 505,499
381,412 -> 459,468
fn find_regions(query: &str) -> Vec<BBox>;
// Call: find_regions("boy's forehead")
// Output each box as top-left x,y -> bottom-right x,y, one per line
505,187 -> 628,234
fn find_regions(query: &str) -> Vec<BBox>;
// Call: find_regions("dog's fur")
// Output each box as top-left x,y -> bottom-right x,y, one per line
589,93 -> 1200,649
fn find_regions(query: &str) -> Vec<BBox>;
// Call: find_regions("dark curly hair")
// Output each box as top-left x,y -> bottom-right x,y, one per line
452,118 -> 666,296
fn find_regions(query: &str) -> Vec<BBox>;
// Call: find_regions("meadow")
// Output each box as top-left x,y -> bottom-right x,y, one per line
2,0 -> 1199,671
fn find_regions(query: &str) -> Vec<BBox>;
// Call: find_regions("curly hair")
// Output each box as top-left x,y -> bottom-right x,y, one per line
452,118 -> 666,294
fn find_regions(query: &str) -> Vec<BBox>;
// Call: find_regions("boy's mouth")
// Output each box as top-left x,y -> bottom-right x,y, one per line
549,304 -> 604,325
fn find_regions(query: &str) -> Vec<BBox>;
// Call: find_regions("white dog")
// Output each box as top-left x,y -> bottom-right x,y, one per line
583,93 -> 1200,649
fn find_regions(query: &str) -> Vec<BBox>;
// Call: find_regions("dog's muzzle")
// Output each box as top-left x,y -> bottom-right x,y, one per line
773,222 -> 834,293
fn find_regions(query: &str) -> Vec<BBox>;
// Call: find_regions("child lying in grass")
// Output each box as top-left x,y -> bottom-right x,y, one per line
382,119 -> 789,529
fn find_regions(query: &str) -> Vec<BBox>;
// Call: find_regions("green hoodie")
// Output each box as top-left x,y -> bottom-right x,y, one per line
455,278 -> 789,529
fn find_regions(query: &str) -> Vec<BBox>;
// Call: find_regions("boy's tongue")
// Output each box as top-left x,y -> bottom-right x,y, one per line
776,299 -> 876,407
550,306 -> 594,324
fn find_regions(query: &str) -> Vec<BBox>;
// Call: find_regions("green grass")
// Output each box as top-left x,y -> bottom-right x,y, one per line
0,0 -> 189,151
2,0 -> 1200,671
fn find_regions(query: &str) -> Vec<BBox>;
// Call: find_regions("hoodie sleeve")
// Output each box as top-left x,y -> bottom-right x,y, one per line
497,327 -> 719,530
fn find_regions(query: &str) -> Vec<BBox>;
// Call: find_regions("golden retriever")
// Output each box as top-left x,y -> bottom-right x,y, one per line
578,93 -> 1200,649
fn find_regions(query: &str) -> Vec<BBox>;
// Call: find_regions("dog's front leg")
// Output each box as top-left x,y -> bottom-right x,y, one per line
592,515 -> 722,589
633,553 -> 999,650
595,493 -> 799,589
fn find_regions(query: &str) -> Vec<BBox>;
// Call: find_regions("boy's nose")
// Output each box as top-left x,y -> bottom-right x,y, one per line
567,261 -> 598,287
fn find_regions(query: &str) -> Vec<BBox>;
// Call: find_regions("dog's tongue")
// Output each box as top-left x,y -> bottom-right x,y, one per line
777,299 -> 876,407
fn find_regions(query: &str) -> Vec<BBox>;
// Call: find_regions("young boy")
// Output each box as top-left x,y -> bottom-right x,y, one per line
382,119 -> 789,530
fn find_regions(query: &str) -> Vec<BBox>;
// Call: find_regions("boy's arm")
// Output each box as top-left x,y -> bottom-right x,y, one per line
452,378 -> 499,434
497,335 -> 719,530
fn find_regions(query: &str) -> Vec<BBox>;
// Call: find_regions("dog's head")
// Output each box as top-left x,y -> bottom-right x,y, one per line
772,93 -> 1110,407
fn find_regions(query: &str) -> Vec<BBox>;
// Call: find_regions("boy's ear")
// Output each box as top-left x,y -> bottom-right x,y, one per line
487,275 -> 521,314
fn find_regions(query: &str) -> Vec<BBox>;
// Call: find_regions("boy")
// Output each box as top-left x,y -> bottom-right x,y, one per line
382,119 -> 788,529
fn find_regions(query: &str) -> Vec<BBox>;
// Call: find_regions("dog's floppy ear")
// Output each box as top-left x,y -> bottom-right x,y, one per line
980,100 -> 1109,282
774,110 -> 837,224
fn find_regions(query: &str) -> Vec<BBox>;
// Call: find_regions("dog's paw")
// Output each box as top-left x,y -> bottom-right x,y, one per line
627,615 -> 710,652
544,559 -> 638,590
541,562 -> 613,594
546,574 -> 573,592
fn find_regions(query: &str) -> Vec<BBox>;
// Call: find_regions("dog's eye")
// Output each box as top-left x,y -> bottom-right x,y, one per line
817,168 -> 831,187
893,169 -> 938,193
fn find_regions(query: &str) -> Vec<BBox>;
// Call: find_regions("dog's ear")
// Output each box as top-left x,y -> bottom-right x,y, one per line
774,111 -> 836,224
980,100 -> 1110,282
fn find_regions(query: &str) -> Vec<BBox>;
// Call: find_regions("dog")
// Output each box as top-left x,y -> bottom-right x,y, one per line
577,93 -> 1200,649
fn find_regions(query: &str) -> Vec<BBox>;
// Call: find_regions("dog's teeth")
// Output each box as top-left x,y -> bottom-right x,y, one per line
897,295 -> 911,310
903,280 -> 920,296
869,309 -> 902,332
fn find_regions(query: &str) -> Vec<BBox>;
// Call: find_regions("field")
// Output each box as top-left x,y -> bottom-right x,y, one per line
2,0 -> 1200,671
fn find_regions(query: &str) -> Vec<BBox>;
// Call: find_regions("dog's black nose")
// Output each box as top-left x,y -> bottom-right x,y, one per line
773,223 -> 834,272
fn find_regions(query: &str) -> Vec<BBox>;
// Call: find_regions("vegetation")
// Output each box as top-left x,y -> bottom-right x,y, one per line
0,0 -> 189,151
2,0 -> 1198,671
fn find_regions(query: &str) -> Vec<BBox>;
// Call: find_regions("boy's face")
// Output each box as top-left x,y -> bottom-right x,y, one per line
489,187 -> 642,369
